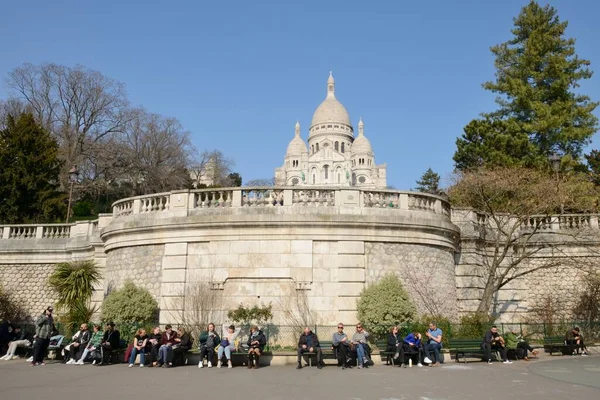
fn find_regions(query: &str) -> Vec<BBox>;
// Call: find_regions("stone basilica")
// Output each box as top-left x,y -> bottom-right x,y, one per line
275,73 -> 387,188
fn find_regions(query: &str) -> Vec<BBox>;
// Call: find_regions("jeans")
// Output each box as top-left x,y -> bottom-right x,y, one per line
356,343 -> 367,365
158,345 -> 171,363
424,342 -> 442,363
78,346 -> 94,362
129,347 -> 145,365
6,340 -> 30,356
218,345 -> 233,360
199,345 -> 215,363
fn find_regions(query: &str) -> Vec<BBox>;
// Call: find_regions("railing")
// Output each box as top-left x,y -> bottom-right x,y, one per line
0,220 -> 99,240
472,212 -> 600,232
292,189 -> 335,206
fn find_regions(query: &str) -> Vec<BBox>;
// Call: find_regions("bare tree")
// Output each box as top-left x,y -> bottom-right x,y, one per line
275,283 -> 315,343
189,149 -> 235,187
178,281 -> 224,339
450,166 -> 600,314
6,63 -> 130,185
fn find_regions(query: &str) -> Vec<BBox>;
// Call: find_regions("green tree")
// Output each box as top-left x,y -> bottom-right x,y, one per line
101,281 -> 158,324
585,150 -> 600,186
356,274 -> 416,338
415,168 -> 442,195
0,113 -> 66,223
454,1 -> 598,171
227,172 -> 243,187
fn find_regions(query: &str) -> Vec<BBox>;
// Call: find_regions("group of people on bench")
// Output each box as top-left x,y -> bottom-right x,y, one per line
196,323 -> 266,369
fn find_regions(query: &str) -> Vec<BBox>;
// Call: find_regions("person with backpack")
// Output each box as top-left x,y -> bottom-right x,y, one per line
198,322 -> 220,368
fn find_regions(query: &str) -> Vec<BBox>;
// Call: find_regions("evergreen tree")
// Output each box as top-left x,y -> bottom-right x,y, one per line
454,1 -> 598,171
585,150 -> 600,186
415,168 -> 442,195
0,113 -> 65,223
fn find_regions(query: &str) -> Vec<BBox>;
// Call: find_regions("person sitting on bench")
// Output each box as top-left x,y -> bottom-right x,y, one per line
400,331 -> 423,367
386,326 -> 402,363
332,323 -> 353,370
296,327 -> 323,369
98,322 -> 120,365
198,323 -> 220,368
481,326 -> 512,364
247,326 -> 266,369
157,324 -> 177,367
423,321 -> 443,367
565,327 -> 588,356
352,323 -> 371,369
76,324 -> 103,364
505,329 -> 537,360
146,326 -> 162,367
66,324 -> 90,364
0,326 -> 32,360
217,324 -> 240,369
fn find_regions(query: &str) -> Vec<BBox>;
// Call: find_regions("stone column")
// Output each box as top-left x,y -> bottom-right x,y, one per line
159,243 -> 188,325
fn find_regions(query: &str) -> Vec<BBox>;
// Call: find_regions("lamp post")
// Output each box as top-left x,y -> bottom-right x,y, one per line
66,166 -> 79,224
548,154 -> 562,214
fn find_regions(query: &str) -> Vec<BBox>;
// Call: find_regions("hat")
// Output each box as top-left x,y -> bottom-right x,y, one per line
46,306 -> 54,312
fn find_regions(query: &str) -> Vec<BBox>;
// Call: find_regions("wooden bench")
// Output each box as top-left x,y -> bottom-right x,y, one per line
543,336 -> 569,356
376,339 -> 398,365
448,339 -> 486,363
299,341 -> 336,366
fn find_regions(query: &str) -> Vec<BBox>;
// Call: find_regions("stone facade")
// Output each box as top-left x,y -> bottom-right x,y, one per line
0,264 -> 58,320
105,244 -> 164,298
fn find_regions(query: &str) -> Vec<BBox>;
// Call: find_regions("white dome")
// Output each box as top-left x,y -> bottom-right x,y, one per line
286,122 -> 308,155
309,72 -> 352,131
351,118 -> 373,154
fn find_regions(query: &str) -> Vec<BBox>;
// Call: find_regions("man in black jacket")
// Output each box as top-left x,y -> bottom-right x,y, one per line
98,322 -> 120,365
297,327 -> 323,369
66,324 -> 91,364
481,326 -> 511,364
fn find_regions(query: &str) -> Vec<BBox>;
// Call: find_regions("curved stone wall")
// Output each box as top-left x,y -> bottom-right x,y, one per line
105,245 -> 164,298
0,264 -> 58,320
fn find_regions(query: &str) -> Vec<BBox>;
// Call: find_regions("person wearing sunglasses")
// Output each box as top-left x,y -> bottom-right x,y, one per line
332,323 -> 353,369
352,324 -> 371,369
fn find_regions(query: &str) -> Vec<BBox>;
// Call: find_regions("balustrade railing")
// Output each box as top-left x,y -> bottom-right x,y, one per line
292,189 -> 335,206
42,225 -> 71,238
363,191 -> 400,208
8,226 -> 37,239
140,193 -> 170,213
242,188 -> 284,207
194,189 -> 233,208
408,193 -> 436,212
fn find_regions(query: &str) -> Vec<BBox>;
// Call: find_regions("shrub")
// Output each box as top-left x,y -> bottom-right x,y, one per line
101,281 -> 158,325
409,315 -> 452,346
455,312 -> 495,339
357,273 -> 417,339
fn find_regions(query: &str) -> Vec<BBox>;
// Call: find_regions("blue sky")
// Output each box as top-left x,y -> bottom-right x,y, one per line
1,0 -> 599,189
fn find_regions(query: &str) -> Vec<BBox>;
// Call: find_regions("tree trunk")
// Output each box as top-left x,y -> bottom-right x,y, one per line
476,280 -> 497,314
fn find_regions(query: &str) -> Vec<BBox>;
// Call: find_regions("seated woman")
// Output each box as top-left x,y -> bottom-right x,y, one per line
386,326 -> 402,362
198,323 -> 220,368
128,328 -> 148,368
146,326 -> 162,367
76,325 -> 103,365
217,324 -> 241,369
171,327 -> 191,366
351,324 -> 371,369
400,332 -> 422,367
247,326 -> 266,369
158,325 -> 177,367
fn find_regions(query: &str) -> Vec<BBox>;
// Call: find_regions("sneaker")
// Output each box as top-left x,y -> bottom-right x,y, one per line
198,361 -> 203,368
296,362 -> 302,369
76,360 -> 84,365
417,363 -> 423,367
27,356 -> 34,362
358,365 -> 363,369
128,363 -> 134,368
582,352 -> 588,357
39,362 -> 45,366
423,357 -> 432,364
487,359 -> 493,364
317,362 -> 323,370
402,364 -> 407,368
503,360 -> 513,364
228,360 -> 232,369
139,364 -> 145,368
217,361 -> 222,368
67,359 -> 76,365
30,362 -> 37,367
208,361 -> 212,368
11,356 -> 20,360
0,355 -> 8,360
92,360 -> 96,365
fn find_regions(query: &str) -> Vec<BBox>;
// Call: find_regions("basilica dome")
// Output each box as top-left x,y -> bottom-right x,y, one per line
309,72 -> 353,137
286,122 -> 308,155
351,118 -> 373,155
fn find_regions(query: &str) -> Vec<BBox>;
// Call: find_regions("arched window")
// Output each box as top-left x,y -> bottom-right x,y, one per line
311,145 -> 314,154
341,142 -> 345,153
337,173 -> 340,183
335,141 -> 339,151
324,165 -> 329,180
316,143 -> 319,152
312,174 -> 316,184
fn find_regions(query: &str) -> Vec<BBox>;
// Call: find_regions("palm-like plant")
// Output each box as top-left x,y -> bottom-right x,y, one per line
49,261 -> 100,309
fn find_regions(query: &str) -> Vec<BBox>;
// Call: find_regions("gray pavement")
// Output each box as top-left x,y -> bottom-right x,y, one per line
1,356 -> 599,400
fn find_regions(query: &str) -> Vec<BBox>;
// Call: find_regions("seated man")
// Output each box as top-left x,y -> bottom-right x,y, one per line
76,324 -> 103,364
158,325 -> 177,367
296,327 -> 323,369
505,329 -> 537,360
565,327 -> 588,356
0,326 -> 32,360
98,322 -> 121,365
66,324 -> 91,364
481,326 -> 511,364
400,331 -> 423,368
423,321 -> 443,367
332,323 -> 353,369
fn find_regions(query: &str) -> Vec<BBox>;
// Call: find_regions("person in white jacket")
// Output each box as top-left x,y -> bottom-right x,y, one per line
217,324 -> 241,369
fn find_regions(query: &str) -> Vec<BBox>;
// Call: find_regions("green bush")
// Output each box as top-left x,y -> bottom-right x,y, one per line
409,315 -> 452,346
357,273 -> 417,339
101,281 -> 158,325
455,312 -> 495,339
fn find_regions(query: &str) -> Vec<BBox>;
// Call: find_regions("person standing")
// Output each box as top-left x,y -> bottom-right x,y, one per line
198,323 -> 220,368
296,327 -> 323,369
423,321 -> 443,367
32,307 -> 54,366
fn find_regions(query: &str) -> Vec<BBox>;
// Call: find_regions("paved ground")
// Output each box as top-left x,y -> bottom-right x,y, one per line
1,356 -> 598,399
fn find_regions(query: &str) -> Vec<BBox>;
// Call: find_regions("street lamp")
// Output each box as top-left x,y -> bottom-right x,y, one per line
548,154 -> 562,214
66,166 -> 79,224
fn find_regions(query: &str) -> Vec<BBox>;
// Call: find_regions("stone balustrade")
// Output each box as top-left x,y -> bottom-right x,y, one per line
0,220 -> 99,240
472,211 -> 600,232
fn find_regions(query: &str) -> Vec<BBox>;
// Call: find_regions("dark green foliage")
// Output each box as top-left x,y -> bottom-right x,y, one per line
415,168 -> 443,195
49,261 -> 100,310
0,113 -> 66,223
455,312 -> 495,339
101,281 -> 158,324
586,150 -> 600,186
227,303 -> 273,324
454,1 -> 598,171
227,172 -> 243,187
